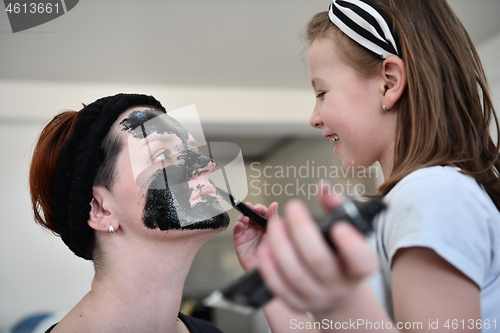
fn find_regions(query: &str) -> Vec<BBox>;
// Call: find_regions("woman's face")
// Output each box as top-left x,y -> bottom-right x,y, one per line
307,36 -> 397,172
107,107 -> 229,234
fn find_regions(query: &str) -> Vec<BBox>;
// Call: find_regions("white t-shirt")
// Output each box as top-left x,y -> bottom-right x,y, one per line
369,166 -> 500,328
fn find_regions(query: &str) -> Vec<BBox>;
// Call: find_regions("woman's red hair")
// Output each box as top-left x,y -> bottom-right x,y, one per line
29,110 -> 81,234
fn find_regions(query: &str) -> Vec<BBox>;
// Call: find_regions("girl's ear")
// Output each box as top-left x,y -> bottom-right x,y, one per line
88,186 -> 119,234
381,56 -> 407,111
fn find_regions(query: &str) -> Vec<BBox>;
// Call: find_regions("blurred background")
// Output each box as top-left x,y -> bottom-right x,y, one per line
1,1 -> 499,332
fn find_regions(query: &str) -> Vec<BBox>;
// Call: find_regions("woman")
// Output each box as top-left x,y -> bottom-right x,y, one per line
30,93 -> 229,332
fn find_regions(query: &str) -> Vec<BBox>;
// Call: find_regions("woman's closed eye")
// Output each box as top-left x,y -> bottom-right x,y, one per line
153,150 -> 176,163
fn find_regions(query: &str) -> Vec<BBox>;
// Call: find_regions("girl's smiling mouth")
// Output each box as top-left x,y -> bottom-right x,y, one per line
327,134 -> 339,143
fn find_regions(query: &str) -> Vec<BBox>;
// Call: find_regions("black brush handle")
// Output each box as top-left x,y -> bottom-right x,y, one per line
216,187 -> 268,228
234,201 -> 267,229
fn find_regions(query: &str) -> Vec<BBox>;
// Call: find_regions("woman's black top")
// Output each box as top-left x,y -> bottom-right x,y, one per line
44,312 -> 223,332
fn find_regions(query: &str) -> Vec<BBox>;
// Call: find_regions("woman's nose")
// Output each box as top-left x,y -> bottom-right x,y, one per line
192,160 -> 215,179
188,151 -> 216,178
203,160 -> 216,174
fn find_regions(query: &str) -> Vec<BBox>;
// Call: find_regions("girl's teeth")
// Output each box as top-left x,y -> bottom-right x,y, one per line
329,134 -> 339,143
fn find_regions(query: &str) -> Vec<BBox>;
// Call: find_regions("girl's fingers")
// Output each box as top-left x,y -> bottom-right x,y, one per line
256,242 -> 308,311
264,212 -> 322,298
319,181 -> 343,214
237,215 -> 250,224
257,200 -> 377,314
253,203 -> 269,216
330,222 -> 378,279
267,202 -> 278,219
282,200 -> 340,284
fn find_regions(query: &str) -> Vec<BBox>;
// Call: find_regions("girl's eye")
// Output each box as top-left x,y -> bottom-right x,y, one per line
315,92 -> 326,100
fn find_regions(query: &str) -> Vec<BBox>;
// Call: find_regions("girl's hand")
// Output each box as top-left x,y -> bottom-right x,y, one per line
233,202 -> 278,272
255,186 -> 378,316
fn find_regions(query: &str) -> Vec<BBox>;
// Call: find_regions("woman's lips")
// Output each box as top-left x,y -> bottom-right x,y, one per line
190,184 -> 218,203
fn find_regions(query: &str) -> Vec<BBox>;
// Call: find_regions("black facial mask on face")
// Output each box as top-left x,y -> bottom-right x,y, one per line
120,110 -> 229,231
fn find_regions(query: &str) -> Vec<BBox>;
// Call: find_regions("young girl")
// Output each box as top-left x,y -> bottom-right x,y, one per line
234,0 -> 500,331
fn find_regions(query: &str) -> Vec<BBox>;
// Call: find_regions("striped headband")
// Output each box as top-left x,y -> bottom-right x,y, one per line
328,0 -> 400,59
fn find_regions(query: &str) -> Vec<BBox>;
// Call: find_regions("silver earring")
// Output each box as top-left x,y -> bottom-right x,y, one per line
109,225 -> 115,234
383,105 -> 391,112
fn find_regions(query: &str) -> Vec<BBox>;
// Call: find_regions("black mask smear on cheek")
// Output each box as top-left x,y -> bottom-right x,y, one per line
142,168 -> 184,230
143,166 -> 229,231
143,158 -> 194,230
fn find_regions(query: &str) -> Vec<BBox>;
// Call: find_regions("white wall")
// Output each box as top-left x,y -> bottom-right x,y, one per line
478,32 -> 500,109
0,122 -> 94,331
0,80 -> 316,137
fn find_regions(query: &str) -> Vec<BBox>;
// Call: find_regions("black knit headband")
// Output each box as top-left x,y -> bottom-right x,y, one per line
329,0 -> 400,59
52,93 -> 166,260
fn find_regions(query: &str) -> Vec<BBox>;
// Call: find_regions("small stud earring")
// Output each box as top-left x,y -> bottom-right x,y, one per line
383,105 -> 391,112
109,225 -> 115,235
102,224 -> 106,228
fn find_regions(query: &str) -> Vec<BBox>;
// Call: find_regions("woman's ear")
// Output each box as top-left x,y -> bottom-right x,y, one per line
88,186 -> 119,234
381,55 -> 407,111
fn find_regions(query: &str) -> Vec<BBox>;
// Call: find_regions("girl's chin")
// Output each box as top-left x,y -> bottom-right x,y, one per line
342,164 -> 358,173
340,159 -> 371,173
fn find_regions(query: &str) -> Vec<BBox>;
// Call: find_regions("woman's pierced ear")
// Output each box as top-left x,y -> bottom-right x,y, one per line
383,105 -> 391,112
99,223 -> 115,234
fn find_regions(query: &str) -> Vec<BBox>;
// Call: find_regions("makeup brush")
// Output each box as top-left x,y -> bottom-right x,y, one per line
215,187 -> 267,229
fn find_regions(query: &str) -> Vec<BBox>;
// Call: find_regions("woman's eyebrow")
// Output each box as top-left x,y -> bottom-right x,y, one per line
140,132 -> 177,147
137,132 -> 180,160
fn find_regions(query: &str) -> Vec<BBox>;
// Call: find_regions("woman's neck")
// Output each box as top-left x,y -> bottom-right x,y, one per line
57,229 -> 217,332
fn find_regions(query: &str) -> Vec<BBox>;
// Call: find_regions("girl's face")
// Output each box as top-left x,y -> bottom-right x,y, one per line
308,36 -> 397,174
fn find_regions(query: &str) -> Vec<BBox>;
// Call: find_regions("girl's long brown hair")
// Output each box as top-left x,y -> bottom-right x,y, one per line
306,0 -> 500,209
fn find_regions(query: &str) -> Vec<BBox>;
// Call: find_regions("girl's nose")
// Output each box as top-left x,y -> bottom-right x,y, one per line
309,107 -> 323,129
